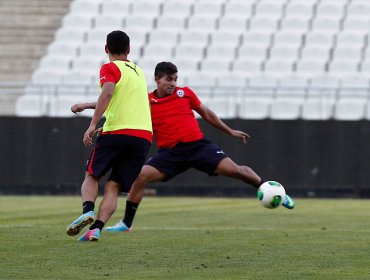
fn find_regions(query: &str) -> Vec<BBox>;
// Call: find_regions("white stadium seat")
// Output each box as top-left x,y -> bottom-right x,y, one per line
175,45 -> 205,60
329,60 -> 359,76
305,32 -> 335,47
311,18 -> 341,33
347,2 -> 370,17
47,42 -> 78,57
31,69 -> 65,85
15,94 -> 48,117
336,32 -> 366,47
206,96 -> 237,119
273,31 -> 304,47
264,59 -> 294,75
239,97 -> 271,119
244,75 -> 278,98
281,17 -> 310,32
334,99 -> 366,120
49,94 -> 97,117
233,59 -> 262,75
142,44 -> 174,61
302,98 -> 334,120
316,2 -> 345,18
224,2 -> 254,17
131,1 -> 161,16
179,30 -> 210,47
285,3 -> 314,18
343,18 -> 370,33
295,60 -> 327,76
218,17 -> 248,32
148,30 -> 179,46
187,16 -> 218,31
255,2 -> 284,17
94,15 -> 124,30
39,55 -> 71,71
78,43 -> 103,57
211,31 -> 241,47
55,28 -> 86,43
101,1 -> 131,15
332,46 -> 362,62
308,75 -> 340,100
242,31 -> 272,48
156,15 -> 187,31
276,75 -> 309,99
193,1 -> 223,17
62,14 -> 94,29
238,46 -> 267,61
70,0 -> 101,15
269,46 -> 299,61
200,59 -> 231,75
207,45 -> 236,60
162,1 -> 193,17
340,75 -> 370,100
124,15 -> 156,31
249,16 -> 279,31
270,98 -> 302,120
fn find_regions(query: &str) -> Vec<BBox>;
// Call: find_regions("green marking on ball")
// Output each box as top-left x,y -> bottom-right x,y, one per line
257,190 -> 263,201
268,181 -> 281,187
271,195 -> 282,207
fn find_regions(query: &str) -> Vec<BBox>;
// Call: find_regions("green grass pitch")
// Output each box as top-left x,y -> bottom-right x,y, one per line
1,196 -> 370,279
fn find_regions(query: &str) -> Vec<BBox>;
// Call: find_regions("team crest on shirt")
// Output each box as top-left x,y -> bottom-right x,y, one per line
176,89 -> 185,97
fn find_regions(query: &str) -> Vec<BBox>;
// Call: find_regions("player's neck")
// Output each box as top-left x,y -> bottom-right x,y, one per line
155,89 -> 172,98
109,53 -> 129,62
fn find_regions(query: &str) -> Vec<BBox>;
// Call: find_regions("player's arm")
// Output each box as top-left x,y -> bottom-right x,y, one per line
194,103 -> 249,144
83,82 -> 115,146
71,102 -> 96,114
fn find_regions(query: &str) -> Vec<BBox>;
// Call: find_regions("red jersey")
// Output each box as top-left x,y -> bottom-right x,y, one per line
149,87 -> 204,148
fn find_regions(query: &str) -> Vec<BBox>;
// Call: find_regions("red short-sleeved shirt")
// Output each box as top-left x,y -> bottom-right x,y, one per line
99,62 -> 121,86
149,87 -> 204,148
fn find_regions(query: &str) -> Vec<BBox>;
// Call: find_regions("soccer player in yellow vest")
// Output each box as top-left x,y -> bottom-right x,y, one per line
66,31 -> 152,241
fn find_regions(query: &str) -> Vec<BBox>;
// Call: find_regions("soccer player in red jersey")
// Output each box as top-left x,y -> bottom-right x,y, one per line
65,31 -> 152,241
72,62 -> 295,234
105,62 -> 295,232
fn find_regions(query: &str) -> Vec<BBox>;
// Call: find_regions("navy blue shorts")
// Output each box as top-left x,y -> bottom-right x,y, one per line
87,134 -> 151,192
146,138 -> 228,181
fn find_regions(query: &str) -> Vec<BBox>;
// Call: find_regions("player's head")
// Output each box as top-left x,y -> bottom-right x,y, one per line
154,62 -> 178,94
105,30 -> 130,56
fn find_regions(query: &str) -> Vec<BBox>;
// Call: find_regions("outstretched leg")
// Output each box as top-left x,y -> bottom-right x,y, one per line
214,157 -> 261,188
215,157 -> 295,209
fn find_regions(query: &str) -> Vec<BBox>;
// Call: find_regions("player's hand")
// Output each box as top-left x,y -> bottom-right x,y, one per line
83,125 -> 96,147
71,103 -> 85,114
230,130 -> 250,144
96,127 -> 103,135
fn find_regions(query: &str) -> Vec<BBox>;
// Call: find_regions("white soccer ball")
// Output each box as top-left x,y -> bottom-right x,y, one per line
257,181 -> 286,209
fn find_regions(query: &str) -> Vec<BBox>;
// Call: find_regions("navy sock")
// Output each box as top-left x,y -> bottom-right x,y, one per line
89,220 -> 104,231
123,200 -> 140,228
82,201 -> 94,214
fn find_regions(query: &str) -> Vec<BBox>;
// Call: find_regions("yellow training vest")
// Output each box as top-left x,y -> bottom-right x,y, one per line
102,60 -> 152,133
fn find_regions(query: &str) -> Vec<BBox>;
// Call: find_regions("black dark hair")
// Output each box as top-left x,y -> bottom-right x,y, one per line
106,30 -> 130,55
154,62 -> 178,78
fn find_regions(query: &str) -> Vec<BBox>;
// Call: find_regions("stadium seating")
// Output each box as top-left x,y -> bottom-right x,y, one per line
10,0 -> 369,120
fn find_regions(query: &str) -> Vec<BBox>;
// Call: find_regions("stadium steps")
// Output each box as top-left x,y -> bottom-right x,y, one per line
0,0 -> 72,82
0,0 -> 72,115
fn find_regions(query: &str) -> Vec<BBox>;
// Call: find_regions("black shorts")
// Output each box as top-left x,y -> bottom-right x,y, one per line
87,134 -> 151,192
146,138 -> 228,181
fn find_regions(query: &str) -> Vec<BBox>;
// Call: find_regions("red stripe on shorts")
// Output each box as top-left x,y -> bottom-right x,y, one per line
87,142 -> 98,175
